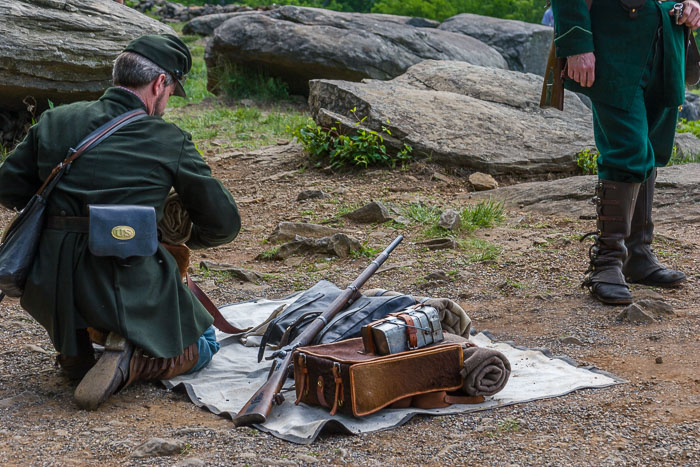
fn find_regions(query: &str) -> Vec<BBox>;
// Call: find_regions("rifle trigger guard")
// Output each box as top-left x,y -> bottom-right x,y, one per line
273,393 -> 285,406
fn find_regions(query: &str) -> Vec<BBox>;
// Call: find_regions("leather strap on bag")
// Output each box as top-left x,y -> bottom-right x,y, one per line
186,274 -> 251,334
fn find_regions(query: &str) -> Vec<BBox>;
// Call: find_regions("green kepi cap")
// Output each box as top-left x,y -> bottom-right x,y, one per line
123,34 -> 192,98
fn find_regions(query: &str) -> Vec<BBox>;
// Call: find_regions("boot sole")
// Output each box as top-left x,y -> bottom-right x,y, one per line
74,343 -> 132,410
627,278 -> 686,288
593,295 -> 633,305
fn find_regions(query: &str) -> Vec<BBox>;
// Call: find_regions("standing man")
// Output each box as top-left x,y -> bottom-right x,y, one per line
551,0 -> 699,304
0,34 -> 241,408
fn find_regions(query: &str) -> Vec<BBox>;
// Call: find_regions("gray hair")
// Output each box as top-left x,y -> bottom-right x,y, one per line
112,51 -> 175,88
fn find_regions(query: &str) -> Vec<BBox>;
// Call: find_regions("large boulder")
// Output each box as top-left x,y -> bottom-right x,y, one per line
183,11 -> 254,36
205,6 -> 507,95
309,60 -> 594,177
439,13 -> 552,76
0,0 -> 174,111
465,163 -> 700,224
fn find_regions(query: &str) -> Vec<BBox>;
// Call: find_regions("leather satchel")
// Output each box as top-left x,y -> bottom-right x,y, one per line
88,204 -> 157,258
0,109 -> 146,302
292,336 -> 472,417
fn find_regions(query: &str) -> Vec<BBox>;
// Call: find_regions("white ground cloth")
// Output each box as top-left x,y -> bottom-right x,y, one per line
164,297 -> 623,444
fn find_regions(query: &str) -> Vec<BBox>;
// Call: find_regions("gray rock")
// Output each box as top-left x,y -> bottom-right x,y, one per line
199,261 -> 263,283
440,13 -> 553,75
438,209 -> 461,230
130,438 -> 185,458
635,299 -> 675,317
617,304 -> 656,324
206,6 -> 507,95
183,11 -> 256,36
680,90 -> 700,121
416,238 -> 458,250
297,190 -> 330,201
467,163 -> 700,224
0,0 -> 174,111
268,222 -> 344,243
295,454 -> 320,463
310,60 -> 593,177
272,233 -> 361,259
425,271 -> 450,282
674,133 -> 700,161
174,459 -> 206,467
342,201 -> 392,223
469,172 -> 499,191
560,336 -> 584,346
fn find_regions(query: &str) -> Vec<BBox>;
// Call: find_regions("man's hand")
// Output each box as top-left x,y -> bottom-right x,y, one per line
567,52 -> 596,88
674,1 -> 700,30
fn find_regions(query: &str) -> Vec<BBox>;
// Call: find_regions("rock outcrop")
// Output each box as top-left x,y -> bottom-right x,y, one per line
309,60 -> 594,176
439,13 -> 553,76
465,163 -> 700,224
0,0 -> 174,111
205,6 -> 507,95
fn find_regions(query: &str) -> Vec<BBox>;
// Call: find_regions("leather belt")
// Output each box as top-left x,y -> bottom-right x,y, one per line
46,216 -> 89,233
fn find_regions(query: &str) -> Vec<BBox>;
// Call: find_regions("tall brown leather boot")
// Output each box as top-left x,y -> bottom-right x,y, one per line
582,179 -> 640,305
74,332 -> 198,411
623,169 -> 686,287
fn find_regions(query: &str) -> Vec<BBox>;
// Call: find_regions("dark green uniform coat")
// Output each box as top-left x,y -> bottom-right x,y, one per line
0,88 -> 241,358
552,0 -> 688,182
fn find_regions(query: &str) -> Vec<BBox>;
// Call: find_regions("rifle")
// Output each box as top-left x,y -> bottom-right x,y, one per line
232,235 -> 404,427
539,0 -> 593,111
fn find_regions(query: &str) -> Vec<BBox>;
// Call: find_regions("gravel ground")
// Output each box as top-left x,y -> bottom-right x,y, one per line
1,102 -> 698,465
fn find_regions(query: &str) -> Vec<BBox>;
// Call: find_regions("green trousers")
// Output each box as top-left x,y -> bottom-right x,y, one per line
591,28 -> 679,183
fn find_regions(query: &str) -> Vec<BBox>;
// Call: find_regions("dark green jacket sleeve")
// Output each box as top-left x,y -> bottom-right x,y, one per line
0,125 -> 42,210
173,132 -> 241,250
552,0 -> 594,57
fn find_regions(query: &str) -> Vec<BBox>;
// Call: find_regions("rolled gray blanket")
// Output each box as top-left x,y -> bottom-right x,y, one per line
460,346 -> 511,397
158,191 -> 192,245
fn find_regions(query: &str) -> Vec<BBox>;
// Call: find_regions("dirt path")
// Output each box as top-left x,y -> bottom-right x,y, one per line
0,106 -> 698,465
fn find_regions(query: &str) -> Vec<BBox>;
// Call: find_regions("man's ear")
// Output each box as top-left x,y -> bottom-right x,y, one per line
151,73 -> 168,96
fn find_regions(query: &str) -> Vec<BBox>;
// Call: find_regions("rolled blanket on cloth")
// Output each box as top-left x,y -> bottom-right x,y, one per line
158,191 -> 193,245
460,346 -> 511,396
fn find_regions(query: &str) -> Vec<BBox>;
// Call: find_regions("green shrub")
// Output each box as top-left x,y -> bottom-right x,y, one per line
576,148 -> 598,175
289,108 -> 413,170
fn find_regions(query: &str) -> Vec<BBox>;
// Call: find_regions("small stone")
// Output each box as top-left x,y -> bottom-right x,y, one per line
296,190 -> 330,201
416,238 -> 458,250
438,209 -> 461,230
93,427 -> 110,433
655,356 -> 663,364
432,172 -> 459,184
617,304 -> 655,324
560,336 -> 584,346
469,172 -> 498,191
268,222 -> 343,243
174,458 -> 205,467
199,261 -> 263,283
296,454 -> 320,463
239,453 -> 257,460
342,201 -> 392,223
425,271 -> 450,282
130,438 -> 185,458
636,299 -> 675,317
23,344 -> 51,355
54,429 -> 69,436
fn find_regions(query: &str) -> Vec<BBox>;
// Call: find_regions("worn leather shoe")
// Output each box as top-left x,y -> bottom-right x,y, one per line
74,333 -> 133,410
628,268 -> 686,288
589,282 -> 633,305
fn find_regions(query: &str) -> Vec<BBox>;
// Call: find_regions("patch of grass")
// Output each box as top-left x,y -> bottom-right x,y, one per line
1,145 -> 9,162
460,200 -> 505,231
400,202 -> 442,225
259,246 -> 280,261
460,238 -> 502,263
165,105 -> 312,151
213,60 -> 291,102
350,241 -> 382,259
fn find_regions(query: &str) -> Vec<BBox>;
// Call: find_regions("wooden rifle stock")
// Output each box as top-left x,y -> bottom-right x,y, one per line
540,40 -> 565,111
232,235 -> 404,427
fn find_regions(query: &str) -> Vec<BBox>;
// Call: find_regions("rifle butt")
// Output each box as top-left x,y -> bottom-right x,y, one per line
233,355 -> 290,427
